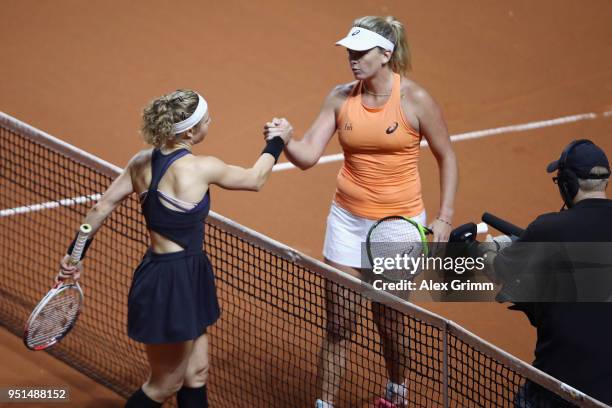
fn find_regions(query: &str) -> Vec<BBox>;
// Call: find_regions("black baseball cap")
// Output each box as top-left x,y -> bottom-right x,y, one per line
547,140 -> 610,178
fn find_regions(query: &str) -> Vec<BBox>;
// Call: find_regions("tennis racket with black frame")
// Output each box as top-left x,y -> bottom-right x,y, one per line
366,215 -> 432,282
23,224 -> 92,351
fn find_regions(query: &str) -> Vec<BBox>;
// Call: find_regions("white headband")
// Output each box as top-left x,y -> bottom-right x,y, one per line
173,94 -> 208,134
335,27 -> 395,52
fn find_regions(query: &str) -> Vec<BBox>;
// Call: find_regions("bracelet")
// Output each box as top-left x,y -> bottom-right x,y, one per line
261,136 -> 285,164
67,233 -> 94,260
435,216 -> 452,227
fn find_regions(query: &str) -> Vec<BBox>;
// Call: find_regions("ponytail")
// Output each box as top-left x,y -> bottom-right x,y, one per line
353,15 -> 412,75
141,89 -> 200,147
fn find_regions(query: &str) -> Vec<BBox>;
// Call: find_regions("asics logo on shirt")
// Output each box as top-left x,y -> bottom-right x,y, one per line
386,122 -> 399,134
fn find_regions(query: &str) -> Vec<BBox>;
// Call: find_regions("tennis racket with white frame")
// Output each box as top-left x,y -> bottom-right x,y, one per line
366,216 -> 432,282
23,224 -> 92,350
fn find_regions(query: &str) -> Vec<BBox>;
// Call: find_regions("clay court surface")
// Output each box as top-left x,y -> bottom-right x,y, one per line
1,0 -> 611,406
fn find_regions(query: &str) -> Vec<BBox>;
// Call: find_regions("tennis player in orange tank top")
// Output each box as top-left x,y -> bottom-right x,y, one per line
335,71 -> 424,219
265,16 -> 458,408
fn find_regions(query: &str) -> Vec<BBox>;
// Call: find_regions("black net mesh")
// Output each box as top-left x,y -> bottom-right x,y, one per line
0,117 -> 585,407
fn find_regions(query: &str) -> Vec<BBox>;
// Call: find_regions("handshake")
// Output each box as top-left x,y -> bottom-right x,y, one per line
263,117 -> 293,145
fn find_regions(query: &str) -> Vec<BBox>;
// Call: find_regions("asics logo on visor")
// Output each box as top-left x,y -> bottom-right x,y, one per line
351,29 -> 360,36
386,122 -> 399,134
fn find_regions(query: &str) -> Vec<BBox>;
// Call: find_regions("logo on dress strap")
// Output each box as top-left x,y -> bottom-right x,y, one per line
344,122 -> 353,131
386,122 -> 399,134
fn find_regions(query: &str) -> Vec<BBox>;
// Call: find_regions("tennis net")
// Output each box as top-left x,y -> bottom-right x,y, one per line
0,111 -> 605,407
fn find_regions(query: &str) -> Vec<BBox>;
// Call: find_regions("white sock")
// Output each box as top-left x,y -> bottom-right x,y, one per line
386,381 -> 407,399
315,399 -> 334,408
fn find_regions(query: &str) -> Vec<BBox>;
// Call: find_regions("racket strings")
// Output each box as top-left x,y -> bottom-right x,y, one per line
26,289 -> 81,347
368,218 -> 427,281
369,219 -> 425,258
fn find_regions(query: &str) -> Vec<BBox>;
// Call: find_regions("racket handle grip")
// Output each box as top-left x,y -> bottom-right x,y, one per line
481,213 -> 524,238
69,224 -> 93,264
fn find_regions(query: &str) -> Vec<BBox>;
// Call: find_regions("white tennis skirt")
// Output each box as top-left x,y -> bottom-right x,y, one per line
323,202 -> 427,268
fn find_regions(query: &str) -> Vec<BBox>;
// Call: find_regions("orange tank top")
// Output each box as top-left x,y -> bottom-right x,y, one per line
334,72 -> 424,220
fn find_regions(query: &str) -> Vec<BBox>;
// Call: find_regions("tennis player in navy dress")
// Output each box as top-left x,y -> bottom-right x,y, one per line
128,147 -> 218,345
59,89 -> 292,408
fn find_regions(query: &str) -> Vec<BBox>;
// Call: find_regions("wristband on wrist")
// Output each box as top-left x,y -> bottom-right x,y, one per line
67,233 -> 94,260
261,136 -> 285,164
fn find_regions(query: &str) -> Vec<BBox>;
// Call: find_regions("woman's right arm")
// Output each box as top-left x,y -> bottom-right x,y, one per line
201,123 -> 292,191
275,86 -> 345,170
200,154 -> 275,192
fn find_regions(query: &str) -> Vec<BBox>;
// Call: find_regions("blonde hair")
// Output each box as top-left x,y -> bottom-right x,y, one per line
141,89 -> 200,147
578,166 -> 610,192
353,15 -> 411,75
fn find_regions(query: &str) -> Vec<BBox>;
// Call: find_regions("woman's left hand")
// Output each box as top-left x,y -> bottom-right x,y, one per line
429,218 -> 452,243
57,254 -> 82,282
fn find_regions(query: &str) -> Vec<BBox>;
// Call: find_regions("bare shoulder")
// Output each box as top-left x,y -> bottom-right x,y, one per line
326,81 -> 357,112
188,155 -> 229,184
191,155 -> 225,172
400,77 -> 438,112
127,148 -> 153,171
331,81 -> 357,99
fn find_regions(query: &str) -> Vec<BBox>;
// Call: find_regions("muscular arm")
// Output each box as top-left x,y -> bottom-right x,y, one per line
81,156 -> 136,236
407,86 -> 457,243
282,86 -> 347,170
59,153 -> 137,278
200,154 -> 276,192
415,89 -> 457,223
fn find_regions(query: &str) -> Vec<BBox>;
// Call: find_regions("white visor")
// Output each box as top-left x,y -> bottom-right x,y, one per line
173,94 -> 208,134
335,27 -> 395,52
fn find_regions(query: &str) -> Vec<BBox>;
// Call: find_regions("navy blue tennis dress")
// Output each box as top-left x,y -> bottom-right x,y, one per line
127,148 -> 220,344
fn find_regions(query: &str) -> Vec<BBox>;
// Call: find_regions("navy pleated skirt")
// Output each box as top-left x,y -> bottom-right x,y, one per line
127,249 -> 220,344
